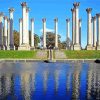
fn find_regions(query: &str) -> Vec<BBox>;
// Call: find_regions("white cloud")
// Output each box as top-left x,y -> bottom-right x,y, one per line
40,28 -> 54,33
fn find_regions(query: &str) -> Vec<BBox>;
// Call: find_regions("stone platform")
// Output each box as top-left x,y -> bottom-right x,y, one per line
18,44 -> 30,50
93,46 -> 96,50
97,46 -> 100,50
86,45 -> 93,50
73,44 -> 81,50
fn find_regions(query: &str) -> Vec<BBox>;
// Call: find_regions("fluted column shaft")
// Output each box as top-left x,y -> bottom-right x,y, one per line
71,8 -> 75,45
74,3 -> 80,44
96,14 -> 100,49
31,19 -> 35,47
19,18 -> 22,46
86,8 -> 92,46
92,16 -> 96,47
9,8 -> 14,49
42,18 -> 46,48
4,16 -> 8,47
91,19 -> 93,46
7,19 -> 10,47
21,2 -> 27,44
79,19 -> 82,45
0,12 -> 3,50
66,19 -> 70,40
54,18 -> 58,49
26,7 -> 29,44
73,2 -> 81,50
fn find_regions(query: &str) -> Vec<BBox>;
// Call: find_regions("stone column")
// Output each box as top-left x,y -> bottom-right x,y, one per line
96,13 -> 100,50
66,18 -> 70,40
18,2 -> 30,50
9,8 -> 14,50
4,16 -> 8,50
91,19 -> 93,47
73,2 -> 81,50
54,18 -> 58,49
7,19 -> 10,50
19,18 -> 22,46
79,19 -> 82,46
42,18 -> 46,49
26,7 -> 30,45
0,12 -> 3,50
66,18 -> 70,50
92,16 -> 96,50
31,18 -> 35,48
21,2 -> 27,44
71,8 -> 75,50
86,8 -> 92,50
91,18 -> 93,50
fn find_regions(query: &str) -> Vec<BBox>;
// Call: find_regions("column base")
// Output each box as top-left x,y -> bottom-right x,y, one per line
3,45 -> 8,50
66,47 -> 68,50
71,45 -> 74,50
97,46 -> 100,50
10,45 -> 15,50
30,47 -> 35,50
42,47 -> 47,50
66,46 -> 71,50
7,46 -> 10,50
86,45 -> 93,50
92,46 -> 96,50
73,44 -> 81,50
0,45 -> 4,50
54,47 -> 59,50
18,44 -> 30,50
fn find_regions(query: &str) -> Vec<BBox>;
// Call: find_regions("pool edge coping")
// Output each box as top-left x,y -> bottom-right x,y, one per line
0,59 -> 96,63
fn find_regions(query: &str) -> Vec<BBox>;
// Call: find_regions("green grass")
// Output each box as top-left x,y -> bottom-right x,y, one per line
0,50 -> 37,59
0,50 -> 100,59
64,50 -> 100,59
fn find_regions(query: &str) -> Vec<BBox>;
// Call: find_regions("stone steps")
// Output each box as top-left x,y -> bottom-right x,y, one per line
55,50 -> 66,59
36,50 -> 47,59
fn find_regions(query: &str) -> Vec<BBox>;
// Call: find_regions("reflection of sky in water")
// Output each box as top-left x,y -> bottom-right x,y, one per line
0,62 -> 100,100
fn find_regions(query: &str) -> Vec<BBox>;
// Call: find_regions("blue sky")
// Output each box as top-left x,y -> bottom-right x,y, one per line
0,0 -> 100,48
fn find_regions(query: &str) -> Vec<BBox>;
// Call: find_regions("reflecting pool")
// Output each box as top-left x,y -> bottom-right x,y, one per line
0,62 -> 100,100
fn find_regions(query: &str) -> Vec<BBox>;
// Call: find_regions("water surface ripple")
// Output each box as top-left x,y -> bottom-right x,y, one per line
0,62 -> 100,100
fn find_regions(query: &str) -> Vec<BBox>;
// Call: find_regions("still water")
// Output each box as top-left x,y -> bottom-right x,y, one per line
0,62 -> 100,100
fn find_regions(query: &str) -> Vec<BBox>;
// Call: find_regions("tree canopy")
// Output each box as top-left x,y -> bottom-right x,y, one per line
13,30 -> 70,49
40,32 -> 68,49
13,30 -> 40,49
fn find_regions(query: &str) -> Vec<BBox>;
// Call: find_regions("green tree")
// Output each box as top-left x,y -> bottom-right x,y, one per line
29,30 -> 40,48
60,41 -> 66,49
14,30 -> 19,47
13,30 -> 40,49
41,32 -> 73,49
40,32 -> 61,49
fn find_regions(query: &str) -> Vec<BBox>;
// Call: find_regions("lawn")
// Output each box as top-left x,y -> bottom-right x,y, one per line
0,50 -> 37,59
0,50 -> 100,59
64,50 -> 100,59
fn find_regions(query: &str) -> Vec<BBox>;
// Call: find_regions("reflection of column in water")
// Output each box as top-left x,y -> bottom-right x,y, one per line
54,70 -> 60,93
91,65 -> 96,95
1,75 -> 8,97
0,75 -> 2,96
30,71 -> 36,93
87,65 -> 93,99
96,66 -> 100,99
72,68 -> 80,99
5,74 -> 11,95
10,74 -> 15,95
66,70 -> 72,92
43,70 -> 49,92
21,72 -> 31,100
66,65 -> 74,92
